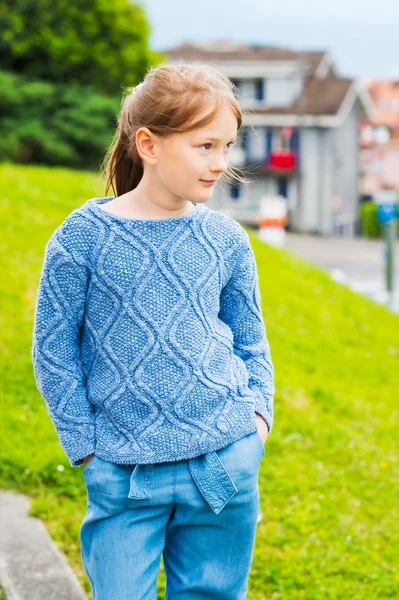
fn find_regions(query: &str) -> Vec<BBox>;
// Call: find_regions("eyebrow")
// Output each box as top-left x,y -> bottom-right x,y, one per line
198,136 -> 237,142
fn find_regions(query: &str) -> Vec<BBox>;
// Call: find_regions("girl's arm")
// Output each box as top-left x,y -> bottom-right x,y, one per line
218,228 -> 275,435
31,229 -> 95,467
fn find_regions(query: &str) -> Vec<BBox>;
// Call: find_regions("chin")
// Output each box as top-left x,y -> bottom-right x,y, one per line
191,192 -> 211,203
197,195 -> 211,203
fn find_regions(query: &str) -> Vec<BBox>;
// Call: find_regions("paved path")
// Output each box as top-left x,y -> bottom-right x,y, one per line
283,233 -> 399,313
0,490 -> 87,600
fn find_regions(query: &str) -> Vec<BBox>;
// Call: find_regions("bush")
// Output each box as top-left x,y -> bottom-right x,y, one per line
361,199 -> 399,239
360,200 -> 382,238
0,70 -> 121,170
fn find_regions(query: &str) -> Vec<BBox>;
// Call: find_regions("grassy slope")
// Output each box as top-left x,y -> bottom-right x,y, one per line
1,162 -> 398,599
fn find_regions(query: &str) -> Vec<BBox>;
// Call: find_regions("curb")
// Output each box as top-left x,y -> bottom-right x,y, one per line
0,490 -> 86,600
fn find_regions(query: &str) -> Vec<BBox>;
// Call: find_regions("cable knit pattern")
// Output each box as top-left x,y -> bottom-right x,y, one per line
31,197 -> 275,467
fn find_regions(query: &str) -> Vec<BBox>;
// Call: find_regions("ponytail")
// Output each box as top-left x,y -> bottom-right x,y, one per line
101,92 -> 144,197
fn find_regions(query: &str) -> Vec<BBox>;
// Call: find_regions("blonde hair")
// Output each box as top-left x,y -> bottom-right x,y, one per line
101,61 -> 248,197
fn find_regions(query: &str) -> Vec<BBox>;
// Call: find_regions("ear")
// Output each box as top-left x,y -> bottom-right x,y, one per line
135,127 -> 161,166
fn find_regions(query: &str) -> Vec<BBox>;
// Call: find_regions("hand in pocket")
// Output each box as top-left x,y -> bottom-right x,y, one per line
83,453 -> 95,468
255,413 -> 269,445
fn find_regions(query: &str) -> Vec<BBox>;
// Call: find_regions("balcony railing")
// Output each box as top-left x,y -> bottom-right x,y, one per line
268,150 -> 297,170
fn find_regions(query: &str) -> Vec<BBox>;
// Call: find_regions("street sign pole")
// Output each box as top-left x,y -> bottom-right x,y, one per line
384,218 -> 396,298
376,189 -> 398,306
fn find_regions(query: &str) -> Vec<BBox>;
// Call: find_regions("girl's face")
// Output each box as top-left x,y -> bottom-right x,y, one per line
142,101 -> 239,204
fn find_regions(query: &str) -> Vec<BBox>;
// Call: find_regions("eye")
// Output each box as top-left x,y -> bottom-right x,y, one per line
200,142 -> 236,151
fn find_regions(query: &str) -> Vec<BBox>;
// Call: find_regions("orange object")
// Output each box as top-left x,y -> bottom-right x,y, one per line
258,217 -> 288,227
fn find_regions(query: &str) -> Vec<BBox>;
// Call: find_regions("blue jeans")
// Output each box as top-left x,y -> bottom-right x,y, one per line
80,429 -> 265,599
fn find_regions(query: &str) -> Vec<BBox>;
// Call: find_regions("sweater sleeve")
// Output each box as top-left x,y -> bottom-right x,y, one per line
31,229 -> 95,467
218,227 -> 275,435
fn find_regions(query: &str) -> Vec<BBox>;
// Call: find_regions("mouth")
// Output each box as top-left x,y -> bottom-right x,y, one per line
200,179 -> 218,185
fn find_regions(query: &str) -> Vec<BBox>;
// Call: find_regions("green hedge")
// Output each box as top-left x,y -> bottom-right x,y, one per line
360,199 -> 399,239
360,200 -> 382,238
0,70 -> 121,171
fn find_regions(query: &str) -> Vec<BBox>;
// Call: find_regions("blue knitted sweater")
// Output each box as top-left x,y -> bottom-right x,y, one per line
31,197 -> 275,467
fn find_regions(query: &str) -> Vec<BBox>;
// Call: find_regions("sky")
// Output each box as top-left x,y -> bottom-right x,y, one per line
142,0 -> 399,80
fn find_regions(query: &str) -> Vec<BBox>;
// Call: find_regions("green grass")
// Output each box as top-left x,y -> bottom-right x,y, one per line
1,162 -> 398,599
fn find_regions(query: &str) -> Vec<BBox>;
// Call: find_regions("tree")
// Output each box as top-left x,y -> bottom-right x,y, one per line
0,0 -> 165,93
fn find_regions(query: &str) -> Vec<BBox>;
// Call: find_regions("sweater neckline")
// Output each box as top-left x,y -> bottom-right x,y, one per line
86,196 -> 203,224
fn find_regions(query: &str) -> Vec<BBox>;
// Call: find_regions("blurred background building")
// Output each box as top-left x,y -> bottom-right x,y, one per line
166,41 -> 374,237
360,80 -> 399,196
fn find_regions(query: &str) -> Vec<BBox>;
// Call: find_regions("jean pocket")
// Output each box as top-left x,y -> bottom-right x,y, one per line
83,458 -> 136,514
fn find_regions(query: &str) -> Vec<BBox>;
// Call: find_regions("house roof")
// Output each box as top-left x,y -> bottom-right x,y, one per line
367,80 -> 399,129
163,41 -> 367,124
252,77 -> 353,116
165,41 -> 327,74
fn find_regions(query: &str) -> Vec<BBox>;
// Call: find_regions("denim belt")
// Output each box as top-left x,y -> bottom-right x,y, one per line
127,450 -> 238,515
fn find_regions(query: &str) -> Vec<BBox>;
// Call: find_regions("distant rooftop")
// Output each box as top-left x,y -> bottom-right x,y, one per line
164,41 -> 329,75
163,41 -> 357,118
367,80 -> 399,130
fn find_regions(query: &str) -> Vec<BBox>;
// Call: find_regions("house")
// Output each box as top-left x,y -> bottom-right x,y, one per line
359,80 -> 399,197
164,41 -> 374,236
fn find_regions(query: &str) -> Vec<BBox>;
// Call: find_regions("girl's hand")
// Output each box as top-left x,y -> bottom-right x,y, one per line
255,413 -> 269,445
83,453 -> 95,467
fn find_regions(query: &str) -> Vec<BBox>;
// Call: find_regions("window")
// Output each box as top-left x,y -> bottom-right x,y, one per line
266,77 -> 303,107
273,127 -> 292,151
278,177 -> 288,198
231,78 -> 266,102
248,127 -> 266,160
239,80 -> 256,101
374,126 -> 390,144
240,127 -> 249,151
230,78 -> 240,92
255,79 -> 265,101
229,182 -> 241,200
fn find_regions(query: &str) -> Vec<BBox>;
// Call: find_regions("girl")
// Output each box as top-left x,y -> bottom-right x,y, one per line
32,61 -> 275,600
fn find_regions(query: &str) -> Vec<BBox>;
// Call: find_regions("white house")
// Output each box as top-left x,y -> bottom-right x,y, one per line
165,41 -> 374,236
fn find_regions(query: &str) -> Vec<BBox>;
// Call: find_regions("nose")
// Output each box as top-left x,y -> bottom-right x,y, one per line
210,151 -> 229,174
